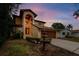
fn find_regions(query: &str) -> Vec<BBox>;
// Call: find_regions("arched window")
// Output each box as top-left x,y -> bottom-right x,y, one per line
25,14 -> 33,24
25,14 -> 32,20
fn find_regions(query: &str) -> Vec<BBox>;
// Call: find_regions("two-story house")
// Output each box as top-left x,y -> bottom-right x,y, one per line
13,9 -> 46,39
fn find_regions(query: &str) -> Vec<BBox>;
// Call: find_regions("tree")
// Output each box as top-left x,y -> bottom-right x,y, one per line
73,10 -> 79,19
52,23 -> 65,31
52,23 -> 65,38
66,24 -> 73,30
0,3 -> 20,45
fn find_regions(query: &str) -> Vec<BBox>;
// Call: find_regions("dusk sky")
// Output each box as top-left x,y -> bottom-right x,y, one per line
18,3 -> 79,30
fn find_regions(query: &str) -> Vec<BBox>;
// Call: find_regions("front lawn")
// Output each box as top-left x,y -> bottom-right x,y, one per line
0,39 -> 77,56
0,39 -> 41,56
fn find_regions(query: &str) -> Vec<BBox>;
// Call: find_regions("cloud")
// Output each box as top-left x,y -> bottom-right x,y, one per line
19,4 -> 79,30
20,4 -> 59,20
19,4 -> 61,27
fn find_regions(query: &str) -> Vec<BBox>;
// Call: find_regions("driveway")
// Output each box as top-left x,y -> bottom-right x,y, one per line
51,39 -> 79,55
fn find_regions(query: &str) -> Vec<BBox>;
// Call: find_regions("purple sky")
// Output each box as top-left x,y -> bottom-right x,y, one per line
18,3 -> 79,30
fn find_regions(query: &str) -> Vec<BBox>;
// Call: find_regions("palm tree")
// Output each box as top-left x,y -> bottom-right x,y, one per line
67,24 -> 73,31
73,10 -> 79,19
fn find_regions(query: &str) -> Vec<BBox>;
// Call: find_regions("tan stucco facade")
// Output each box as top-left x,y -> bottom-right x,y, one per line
32,25 -> 41,38
15,17 -> 22,25
14,9 -> 42,39
22,11 -> 35,39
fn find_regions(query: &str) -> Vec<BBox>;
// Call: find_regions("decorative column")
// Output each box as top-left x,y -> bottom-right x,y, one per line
23,13 -> 26,39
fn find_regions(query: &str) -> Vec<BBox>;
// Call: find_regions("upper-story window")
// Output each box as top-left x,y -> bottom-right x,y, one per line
25,14 -> 33,24
25,14 -> 32,20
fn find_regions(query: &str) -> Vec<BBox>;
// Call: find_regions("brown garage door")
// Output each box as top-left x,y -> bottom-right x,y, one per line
41,30 -> 56,38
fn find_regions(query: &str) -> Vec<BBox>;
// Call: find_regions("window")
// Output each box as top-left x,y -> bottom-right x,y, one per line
25,28 -> 29,34
26,20 -> 28,24
62,32 -> 65,35
25,14 -> 32,20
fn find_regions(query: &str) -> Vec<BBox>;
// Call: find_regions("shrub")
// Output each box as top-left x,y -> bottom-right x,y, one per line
14,31 -> 23,39
66,36 -> 75,38
0,37 -> 6,46
26,37 -> 51,44
14,32 -> 20,39
26,37 -> 41,44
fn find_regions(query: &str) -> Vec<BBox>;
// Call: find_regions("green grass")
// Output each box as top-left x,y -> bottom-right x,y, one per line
7,44 -> 31,55
0,40 -> 41,56
0,39 -> 77,56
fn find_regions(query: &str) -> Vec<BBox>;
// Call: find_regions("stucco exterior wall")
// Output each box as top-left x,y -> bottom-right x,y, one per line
14,17 -> 23,33
32,25 -> 41,38
33,21 -> 44,28
14,13 -> 42,39
15,17 -> 22,25
56,29 -> 71,38
22,11 -> 34,39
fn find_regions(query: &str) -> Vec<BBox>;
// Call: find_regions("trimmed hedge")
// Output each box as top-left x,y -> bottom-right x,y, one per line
0,37 -> 6,46
26,37 -> 40,40
13,32 -> 23,39
26,37 -> 51,44
26,37 -> 41,44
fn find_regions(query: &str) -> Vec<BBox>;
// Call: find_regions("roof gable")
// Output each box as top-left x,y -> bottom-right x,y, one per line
34,20 -> 46,23
20,9 -> 37,18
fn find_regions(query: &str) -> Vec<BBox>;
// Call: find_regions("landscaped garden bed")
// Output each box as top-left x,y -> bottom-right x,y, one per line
0,39 -> 78,56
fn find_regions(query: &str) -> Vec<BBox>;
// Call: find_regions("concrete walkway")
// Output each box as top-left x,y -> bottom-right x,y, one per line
51,39 -> 79,55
